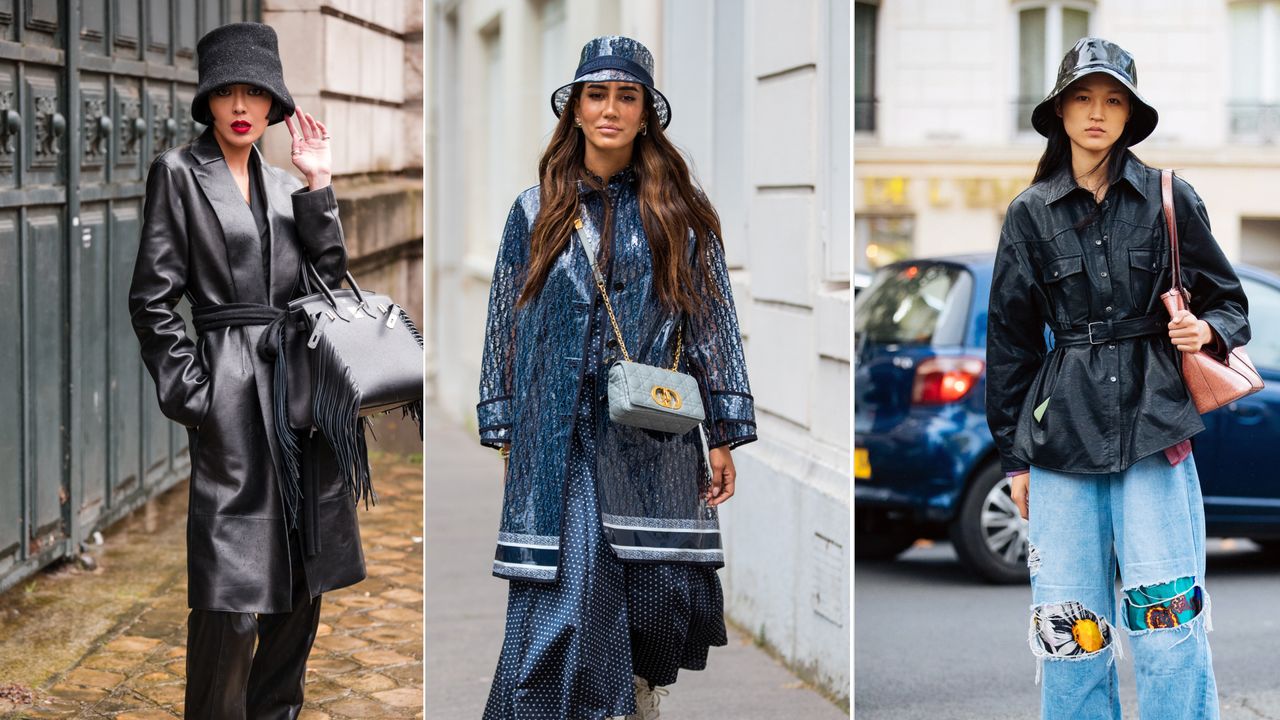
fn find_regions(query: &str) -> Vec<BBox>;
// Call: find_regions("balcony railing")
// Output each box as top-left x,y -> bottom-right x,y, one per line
1229,103 -> 1280,144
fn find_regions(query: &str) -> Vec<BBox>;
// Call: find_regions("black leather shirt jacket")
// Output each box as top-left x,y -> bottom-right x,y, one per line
986,155 -> 1250,475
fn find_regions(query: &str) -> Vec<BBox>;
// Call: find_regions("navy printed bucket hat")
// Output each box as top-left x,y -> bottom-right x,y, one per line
551,36 -> 671,129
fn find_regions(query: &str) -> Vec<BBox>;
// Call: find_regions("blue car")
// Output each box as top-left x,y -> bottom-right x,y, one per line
854,254 -> 1280,583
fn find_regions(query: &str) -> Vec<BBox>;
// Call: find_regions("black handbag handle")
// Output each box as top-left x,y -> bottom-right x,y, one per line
302,259 -> 367,311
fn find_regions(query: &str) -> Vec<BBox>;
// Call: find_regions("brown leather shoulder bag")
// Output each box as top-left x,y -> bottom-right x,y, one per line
1159,168 -> 1263,414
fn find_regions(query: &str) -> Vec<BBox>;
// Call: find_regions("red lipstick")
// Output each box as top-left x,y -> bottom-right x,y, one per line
231,120 -> 252,134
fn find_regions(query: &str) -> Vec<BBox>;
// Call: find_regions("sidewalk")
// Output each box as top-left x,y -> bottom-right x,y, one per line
0,418 -> 423,719
424,409 -> 847,719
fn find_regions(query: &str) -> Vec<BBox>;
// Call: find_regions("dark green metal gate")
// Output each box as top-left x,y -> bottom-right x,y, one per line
0,0 -> 260,594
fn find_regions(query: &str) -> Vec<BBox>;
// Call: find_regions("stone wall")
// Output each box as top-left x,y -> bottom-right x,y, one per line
263,0 -> 424,322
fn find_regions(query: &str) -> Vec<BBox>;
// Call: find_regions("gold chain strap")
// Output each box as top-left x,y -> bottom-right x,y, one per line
577,217 -> 682,372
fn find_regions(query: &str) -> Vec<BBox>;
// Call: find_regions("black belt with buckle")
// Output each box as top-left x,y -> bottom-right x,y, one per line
1054,315 -> 1167,346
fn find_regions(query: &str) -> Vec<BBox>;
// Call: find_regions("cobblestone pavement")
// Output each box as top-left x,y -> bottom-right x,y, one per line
0,420 -> 423,719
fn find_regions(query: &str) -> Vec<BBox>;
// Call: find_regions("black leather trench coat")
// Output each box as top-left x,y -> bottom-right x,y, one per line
129,129 -> 365,613
986,155 -> 1251,475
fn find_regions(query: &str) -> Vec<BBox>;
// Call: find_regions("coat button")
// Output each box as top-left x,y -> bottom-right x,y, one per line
1108,344 -> 1116,350
1103,234 -> 1109,241
1105,306 -> 1113,313
1100,271 -> 1108,278
1053,271 -> 1060,277
1095,239 -> 1103,246
1110,376 -> 1118,382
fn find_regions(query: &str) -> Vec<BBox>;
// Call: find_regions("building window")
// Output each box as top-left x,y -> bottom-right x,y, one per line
484,27 -> 505,247
538,0 -> 567,141
854,1 -> 877,133
1014,2 -> 1092,132
855,215 -> 914,275
1229,1 -> 1280,143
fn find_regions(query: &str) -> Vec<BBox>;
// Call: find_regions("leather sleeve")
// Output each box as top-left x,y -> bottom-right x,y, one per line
477,198 -> 529,447
685,232 -> 756,449
291,184 -> 348,286
986,210 -> 1048,474
128,160 -> 210,428
1174,177 -> 1251,361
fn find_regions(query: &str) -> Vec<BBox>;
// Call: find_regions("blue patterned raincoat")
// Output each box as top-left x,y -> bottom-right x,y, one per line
477,168 -> 756,582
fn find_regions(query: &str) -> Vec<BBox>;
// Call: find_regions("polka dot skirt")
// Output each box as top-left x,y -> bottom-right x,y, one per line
483,314 -> 727,720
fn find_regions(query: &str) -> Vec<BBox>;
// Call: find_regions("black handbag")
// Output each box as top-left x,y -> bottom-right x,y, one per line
270,262 -> 424,508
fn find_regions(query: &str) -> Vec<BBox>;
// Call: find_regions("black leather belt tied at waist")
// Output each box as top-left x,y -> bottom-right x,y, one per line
189,303 -> 319,557
1054,315 -> 1167,346
192,302 -> 282,332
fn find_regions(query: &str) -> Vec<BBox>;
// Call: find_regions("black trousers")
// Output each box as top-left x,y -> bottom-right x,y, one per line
184,546 -> 322,720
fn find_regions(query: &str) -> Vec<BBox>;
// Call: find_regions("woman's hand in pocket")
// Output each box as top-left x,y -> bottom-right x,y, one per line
1011,472 -> 1030,520
707,447 -> 736,507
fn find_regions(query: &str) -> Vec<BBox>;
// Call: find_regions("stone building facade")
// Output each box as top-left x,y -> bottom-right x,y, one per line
856,0 -> 1280,276
263,0 -> 425,323
427,0 -> 851,699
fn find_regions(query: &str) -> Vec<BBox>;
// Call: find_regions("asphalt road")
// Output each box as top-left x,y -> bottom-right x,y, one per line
855,539 -> 1280,720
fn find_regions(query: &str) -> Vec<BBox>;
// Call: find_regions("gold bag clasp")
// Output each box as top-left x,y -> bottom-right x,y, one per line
650,385 -> 682,410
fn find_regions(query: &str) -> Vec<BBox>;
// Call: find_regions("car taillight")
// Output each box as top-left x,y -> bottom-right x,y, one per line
912,357 -> 986,405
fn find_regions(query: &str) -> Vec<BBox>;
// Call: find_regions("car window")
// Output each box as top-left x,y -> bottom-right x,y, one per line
854,263 -> 973,345
1241,276 -> 1280,370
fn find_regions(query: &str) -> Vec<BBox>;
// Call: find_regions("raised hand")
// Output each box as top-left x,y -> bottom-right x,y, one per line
284,108 -> 332,190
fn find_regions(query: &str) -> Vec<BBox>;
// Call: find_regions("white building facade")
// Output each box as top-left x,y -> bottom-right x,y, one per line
429,0 -> 851,700
856,0 -> 1280,276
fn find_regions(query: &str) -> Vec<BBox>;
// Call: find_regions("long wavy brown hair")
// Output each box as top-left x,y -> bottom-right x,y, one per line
516,84 -> 723,316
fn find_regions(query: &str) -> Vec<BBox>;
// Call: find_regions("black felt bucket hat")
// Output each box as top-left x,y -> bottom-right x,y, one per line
551,36 -> 671,129
192,22 -> 295,126
1031,37 -> 1158,144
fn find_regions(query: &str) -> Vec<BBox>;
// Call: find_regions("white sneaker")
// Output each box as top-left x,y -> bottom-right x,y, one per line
625,675 -> 668,720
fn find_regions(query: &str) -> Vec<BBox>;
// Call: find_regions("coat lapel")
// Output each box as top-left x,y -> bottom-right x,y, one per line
189,129 -> 268,305
260,162 -> 302,306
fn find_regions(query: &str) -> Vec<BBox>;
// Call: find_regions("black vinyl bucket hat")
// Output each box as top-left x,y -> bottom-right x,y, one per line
1031,37 -> 1158,144
551,36 -> 671,129
192,22 -> 295,126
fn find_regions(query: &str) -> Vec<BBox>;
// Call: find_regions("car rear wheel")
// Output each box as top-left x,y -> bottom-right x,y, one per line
950,463 -> 1030,584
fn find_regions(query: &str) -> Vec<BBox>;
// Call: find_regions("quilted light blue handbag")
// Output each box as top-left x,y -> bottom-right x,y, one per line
575,213 -> 705,436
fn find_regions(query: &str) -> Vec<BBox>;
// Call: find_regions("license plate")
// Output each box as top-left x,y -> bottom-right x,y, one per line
854,448 -> 871,481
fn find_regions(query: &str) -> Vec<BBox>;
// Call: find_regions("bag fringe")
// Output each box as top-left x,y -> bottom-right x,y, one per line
311,332 -> 376,508
260,315 -> 303,530
398,308 -> 425,439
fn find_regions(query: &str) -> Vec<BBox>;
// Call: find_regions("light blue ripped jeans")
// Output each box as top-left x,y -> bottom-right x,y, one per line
1027,451 -> 1218,720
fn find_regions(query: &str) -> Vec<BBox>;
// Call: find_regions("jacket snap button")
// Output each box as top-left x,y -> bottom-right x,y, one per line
1105,306 -> 1113,313
1053,271 -> 1059,277
1110,376 -> 1117,382
1095,239 -> 1103,246
1100,271 -> 1108,278
1108,344 -> 1116,350
1103,234 -> 1109,241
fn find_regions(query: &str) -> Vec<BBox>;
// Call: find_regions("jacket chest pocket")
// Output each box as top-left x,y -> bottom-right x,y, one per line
1042,254 -> 1087,327
1128,248 -> 1162,314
